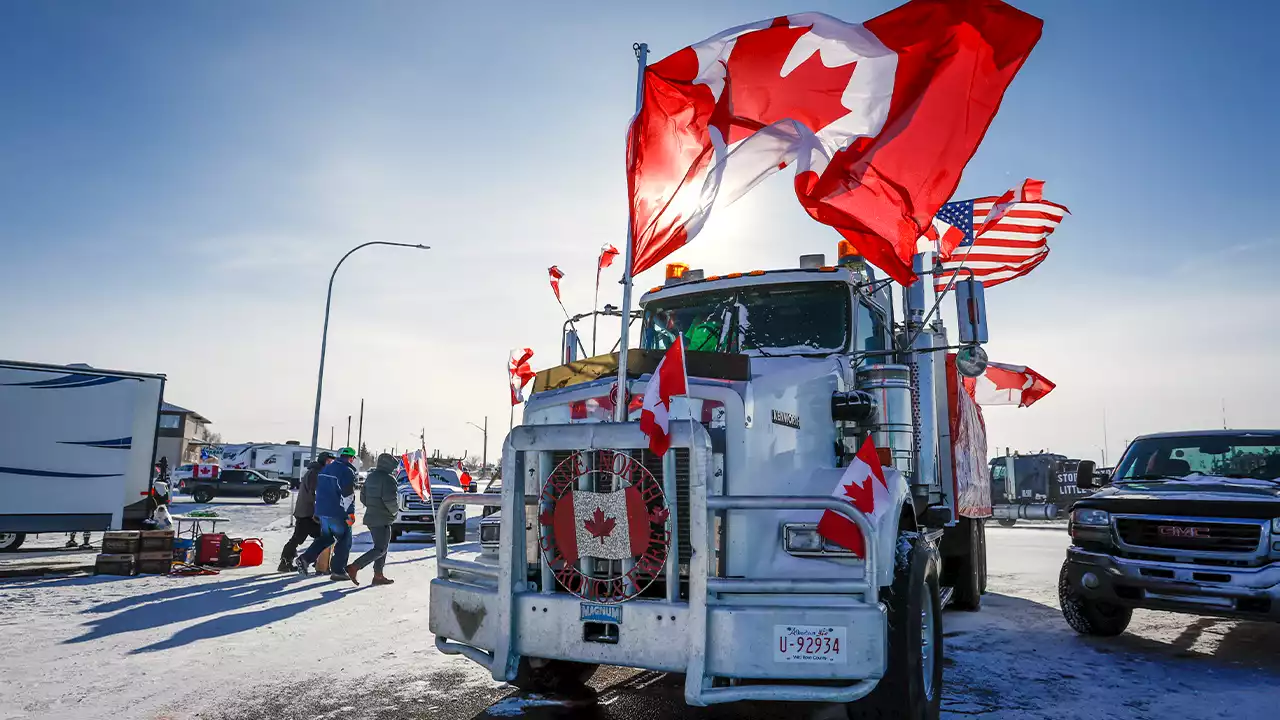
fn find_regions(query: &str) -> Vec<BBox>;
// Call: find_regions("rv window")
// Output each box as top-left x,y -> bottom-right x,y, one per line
159,415 -> 181,430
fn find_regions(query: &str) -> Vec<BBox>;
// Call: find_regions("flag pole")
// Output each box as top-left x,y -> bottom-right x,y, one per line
615,41 -> 648,422
593,263 -> 601,356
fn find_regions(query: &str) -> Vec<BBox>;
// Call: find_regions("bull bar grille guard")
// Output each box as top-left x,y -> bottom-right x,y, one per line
431,420 -> 882,706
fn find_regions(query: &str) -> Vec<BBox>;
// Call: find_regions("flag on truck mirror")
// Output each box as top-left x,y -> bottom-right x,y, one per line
639,335 -> 689,457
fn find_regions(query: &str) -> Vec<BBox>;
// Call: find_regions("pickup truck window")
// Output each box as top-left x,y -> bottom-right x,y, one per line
1113,433 -> 1280,482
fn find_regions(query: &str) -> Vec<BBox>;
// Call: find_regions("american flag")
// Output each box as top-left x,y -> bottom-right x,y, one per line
931,193 -> 1068,292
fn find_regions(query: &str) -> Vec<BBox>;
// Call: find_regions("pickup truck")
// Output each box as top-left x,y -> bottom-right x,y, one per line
1059,429 -> 1280,635
181,468 -> 291,505
391,468 -> 467,543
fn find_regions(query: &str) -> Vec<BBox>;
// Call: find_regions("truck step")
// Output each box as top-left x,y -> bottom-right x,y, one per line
939,585 -> 955,609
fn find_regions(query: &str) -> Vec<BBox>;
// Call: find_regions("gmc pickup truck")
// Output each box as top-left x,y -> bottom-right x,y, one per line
1059,429 -> 1280,635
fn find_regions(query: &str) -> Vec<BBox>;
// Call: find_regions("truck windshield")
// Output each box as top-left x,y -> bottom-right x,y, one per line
640,282 -> 849,355
1112,433 -> 1280,482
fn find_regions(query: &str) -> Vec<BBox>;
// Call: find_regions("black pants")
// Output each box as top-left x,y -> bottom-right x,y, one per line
281,516 -> 321,561
350,525 -> 392,574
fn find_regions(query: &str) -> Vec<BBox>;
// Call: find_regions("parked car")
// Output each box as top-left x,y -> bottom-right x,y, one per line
172,464 -> 195,482
1060,429 -> 1280,635
181,468 -> 291,505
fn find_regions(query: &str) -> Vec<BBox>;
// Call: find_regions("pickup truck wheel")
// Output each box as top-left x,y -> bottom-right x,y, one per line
1058,561 -> 1131,636
848,532 -> 943,720
0,532 -> 26,552
389,528 -> 402,543
448,525 -> 466,544
510,657 -> 599,694
262,490 -> 280,505
948,518 -> 983,612
192,488 -> 214,503
997,518 -> 1017,528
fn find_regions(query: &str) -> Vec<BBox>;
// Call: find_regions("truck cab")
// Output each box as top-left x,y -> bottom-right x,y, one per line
1060,429 -> 1280,635
430,252 -> 993,719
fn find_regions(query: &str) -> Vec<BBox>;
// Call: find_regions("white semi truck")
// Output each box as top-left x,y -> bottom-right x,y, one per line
0,360 -> 165,552
429,249 -> 993,719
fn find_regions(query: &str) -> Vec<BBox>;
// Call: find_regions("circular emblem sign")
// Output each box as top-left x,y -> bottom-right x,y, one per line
538,449 -> 670,603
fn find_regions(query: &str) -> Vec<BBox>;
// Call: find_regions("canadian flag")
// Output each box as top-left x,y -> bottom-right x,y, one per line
509,347 -> 536,406
817,436 -> 892,557
963,361 -> 1055,408
193,463 -> 220,480
626,0 -> 1042,285
548,265 -> 564,302
551,487 -> 652,563
401,452 -> 431,502
639,337 -> 688,457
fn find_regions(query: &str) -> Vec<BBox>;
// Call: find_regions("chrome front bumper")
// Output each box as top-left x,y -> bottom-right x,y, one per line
428,421 -> 888,706
1065,547 -> 1280,620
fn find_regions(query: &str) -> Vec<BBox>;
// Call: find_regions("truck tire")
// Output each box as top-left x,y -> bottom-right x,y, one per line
390,527 -> 402,543
1058,561 -> 1131,636
997,518 -> 1017,528
0,532 -> 26,552
448,525 -> 465,544
262,490 -> 280,505
948,517 -> 983,612
510,657 -> 599,693
848,532 -> 943,720
192,488 -> 214,503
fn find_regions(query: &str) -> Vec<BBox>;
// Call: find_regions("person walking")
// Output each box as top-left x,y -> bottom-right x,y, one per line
278,452 -> 332,571
345,453 -> 400,586
296,447 -> 358,582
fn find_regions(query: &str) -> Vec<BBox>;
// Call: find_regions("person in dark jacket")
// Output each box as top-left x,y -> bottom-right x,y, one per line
297,447 -> 358,581
345,453 -> 401,585
277,452 -> 332,571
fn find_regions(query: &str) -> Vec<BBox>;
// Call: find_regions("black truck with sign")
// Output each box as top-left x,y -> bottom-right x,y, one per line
989,453 -> 1104,526
1059,429 -> 1280,635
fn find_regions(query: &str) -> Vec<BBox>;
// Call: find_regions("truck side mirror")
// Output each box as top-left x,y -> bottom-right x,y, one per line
1076,460 -> 1096,489
954,277 -> 988,345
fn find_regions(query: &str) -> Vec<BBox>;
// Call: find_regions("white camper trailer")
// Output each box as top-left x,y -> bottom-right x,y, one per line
0,360 -> 165,552
216,442 -> 329,485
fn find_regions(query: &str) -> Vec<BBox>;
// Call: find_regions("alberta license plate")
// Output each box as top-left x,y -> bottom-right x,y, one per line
774,625 -> 846,663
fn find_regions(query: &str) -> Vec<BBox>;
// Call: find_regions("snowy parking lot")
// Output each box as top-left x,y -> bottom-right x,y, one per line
2,501 -> 1278,720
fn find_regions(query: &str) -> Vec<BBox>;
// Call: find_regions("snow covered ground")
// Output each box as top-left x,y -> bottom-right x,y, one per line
2,505 -> 1278,720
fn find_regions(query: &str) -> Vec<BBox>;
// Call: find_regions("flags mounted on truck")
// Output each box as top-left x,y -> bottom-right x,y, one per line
626,0 -> 1043,285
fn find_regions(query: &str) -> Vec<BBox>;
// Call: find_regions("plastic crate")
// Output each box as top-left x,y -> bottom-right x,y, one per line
101,531 -> 141,555
95,553 -> 137,576
140,530 -> 174,552
137,551 -> 172,575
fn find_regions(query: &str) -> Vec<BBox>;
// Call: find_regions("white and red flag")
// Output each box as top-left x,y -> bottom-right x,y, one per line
639,335 -> 688,457
962,361 -> 1055,407
626,0 -> 1043,285
817,436 -> 892,557
548,265 -> 564,302
401,452 -> 431,502
551,486 -> 651,563
457,460 -> 473,490
930,181 -> 1068,291
598,244 -> 619,271
509,347 -> 536,405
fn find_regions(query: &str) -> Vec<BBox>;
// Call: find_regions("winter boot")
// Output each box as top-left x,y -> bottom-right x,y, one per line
277,557 -> 295,572
372,574 -> 394,586
294,557 -> 311,576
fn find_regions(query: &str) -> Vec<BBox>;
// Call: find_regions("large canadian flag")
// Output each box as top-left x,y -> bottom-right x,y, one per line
552,487 -> 651,563
401,452 -> 431,502
626,0 -> 1042,285
818,436 -> 893,557
963,361 -> 1055,408
639,338 -> 689,457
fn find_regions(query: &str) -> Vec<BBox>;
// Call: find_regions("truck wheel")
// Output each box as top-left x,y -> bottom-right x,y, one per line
510,657 -> 599,693
448,525 -> 465,544
192,488 -> 214,503
262,490 -> 280,505
848,532 -> 943,720
1058,562 -> 1131,636
997,518 -> 1017,528
390,528 -> 402,543
0,532 -> 26,552
948,518 -> 983,612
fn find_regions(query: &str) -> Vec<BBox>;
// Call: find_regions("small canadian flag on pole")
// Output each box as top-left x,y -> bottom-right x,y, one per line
639,336 -> 688,457
817,435 -> 892,557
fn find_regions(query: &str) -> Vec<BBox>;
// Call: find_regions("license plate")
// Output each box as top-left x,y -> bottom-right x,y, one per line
580,602 -> 623,624
774,625 -> 846,664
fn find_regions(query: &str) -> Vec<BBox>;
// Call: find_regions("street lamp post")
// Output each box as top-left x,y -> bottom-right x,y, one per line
466,417 -> 488,480
310,242 -> 430,464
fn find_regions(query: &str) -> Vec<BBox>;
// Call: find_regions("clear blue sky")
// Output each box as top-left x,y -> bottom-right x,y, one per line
2,1 -> 1276,461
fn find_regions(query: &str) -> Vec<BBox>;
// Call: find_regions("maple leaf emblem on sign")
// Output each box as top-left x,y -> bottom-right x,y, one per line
583,507 -> 616,544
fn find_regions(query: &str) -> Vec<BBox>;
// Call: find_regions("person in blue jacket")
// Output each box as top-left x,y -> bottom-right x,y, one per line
296,446 -> 359,582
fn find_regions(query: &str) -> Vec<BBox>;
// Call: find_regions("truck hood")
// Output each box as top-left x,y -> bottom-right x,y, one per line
1074,476 -> 1280,519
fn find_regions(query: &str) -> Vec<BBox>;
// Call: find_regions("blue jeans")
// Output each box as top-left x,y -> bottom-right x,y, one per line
301,516 -> 352,572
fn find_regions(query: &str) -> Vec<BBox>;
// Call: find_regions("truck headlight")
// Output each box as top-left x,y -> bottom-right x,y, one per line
782,523 -> 856,557
1271,517 -> 1280,534
480,523 -> 501,544
1072,508 -> 1110,527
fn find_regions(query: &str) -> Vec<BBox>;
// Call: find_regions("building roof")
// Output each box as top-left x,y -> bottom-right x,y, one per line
161,402 -> 211,424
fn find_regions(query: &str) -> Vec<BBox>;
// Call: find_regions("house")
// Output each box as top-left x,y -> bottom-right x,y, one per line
155,402 -> 211,468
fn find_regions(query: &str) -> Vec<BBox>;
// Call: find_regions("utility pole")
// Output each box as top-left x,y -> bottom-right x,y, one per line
1102,408 -> 1109,468
466,417 -> 489,472
330,426 -> 334,449
1221,398 -> 1228,429
346,415 -> 352,447
357,399 -> 364,454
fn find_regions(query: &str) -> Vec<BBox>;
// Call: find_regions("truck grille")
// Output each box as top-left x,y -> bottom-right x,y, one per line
1115,518 -> 1261,553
